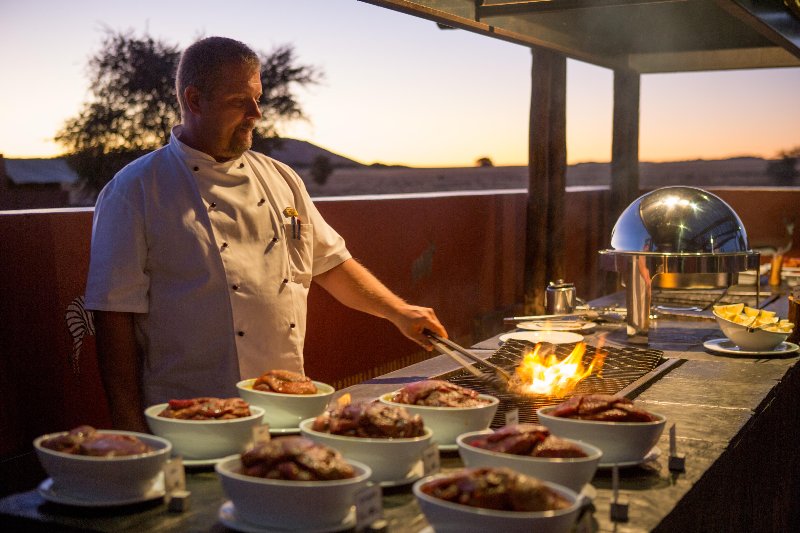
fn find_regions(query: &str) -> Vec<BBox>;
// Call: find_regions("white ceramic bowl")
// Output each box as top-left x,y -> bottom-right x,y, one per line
33,430 -> 172,500
216,455 -> 371,529
714,313 -> 789,352
537,406 -> 666,465
413,472 -> 581,533
236,378 -> 335,429
379,392 -> 499,446
299,418 -> 433,483
456,431 -> 602,492
144,404 -> 265,460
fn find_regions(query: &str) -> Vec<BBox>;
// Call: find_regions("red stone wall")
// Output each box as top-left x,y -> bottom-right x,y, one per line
2,187 -> 796,464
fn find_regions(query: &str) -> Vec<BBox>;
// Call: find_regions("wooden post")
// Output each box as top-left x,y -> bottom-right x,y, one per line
610,69 -> 641,224
525,47 -> 567,314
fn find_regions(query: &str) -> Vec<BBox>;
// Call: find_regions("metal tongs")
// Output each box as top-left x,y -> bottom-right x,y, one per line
424,330 -> 512,390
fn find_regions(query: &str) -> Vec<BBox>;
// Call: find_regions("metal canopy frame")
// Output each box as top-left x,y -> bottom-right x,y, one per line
359,0 -> 800,314
361,0 -> 800,72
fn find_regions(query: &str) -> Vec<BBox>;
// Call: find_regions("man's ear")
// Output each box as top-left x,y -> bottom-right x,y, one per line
184,86 -> 203,115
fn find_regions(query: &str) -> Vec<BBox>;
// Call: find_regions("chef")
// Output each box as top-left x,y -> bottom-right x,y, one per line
84,36 -> 447,432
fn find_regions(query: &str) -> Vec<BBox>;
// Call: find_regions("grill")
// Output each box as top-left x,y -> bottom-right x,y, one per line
652,287 -> 761,310
434,340 -> 666,429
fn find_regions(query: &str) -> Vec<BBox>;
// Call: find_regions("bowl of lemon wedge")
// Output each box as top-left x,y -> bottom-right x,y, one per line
712,303 -> 794,352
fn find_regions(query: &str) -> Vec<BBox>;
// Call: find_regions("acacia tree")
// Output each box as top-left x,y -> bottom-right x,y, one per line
56,30 -> 321,195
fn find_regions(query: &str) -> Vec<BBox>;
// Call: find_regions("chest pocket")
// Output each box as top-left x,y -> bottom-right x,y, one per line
285,223 -> 314,288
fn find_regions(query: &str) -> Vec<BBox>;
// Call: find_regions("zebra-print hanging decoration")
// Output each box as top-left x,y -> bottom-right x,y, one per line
65,296 -> 95,376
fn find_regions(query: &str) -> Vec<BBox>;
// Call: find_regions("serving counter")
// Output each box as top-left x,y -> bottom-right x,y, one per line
1,295 -> 799,532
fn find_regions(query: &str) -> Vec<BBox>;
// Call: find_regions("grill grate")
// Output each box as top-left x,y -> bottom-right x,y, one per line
434,340 -> 665,428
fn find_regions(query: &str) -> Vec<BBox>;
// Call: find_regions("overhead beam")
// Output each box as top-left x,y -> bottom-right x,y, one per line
478,0 -> 686,17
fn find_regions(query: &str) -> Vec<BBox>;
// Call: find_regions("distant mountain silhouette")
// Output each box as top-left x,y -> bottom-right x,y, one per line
252,138 -> 365,168
4,142 -> 795,200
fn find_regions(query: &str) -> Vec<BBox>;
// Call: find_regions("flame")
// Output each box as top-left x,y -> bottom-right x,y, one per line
336,393 -> 352,408
515,341 -> 606,397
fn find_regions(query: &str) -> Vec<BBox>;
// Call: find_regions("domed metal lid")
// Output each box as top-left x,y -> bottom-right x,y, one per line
599,186 -> 759,275
609,186 -> 749,253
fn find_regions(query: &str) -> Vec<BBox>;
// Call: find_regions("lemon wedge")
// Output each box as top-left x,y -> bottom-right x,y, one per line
755,316 -> 779,326
743,306 -> 760,318
714,303 -> 744,316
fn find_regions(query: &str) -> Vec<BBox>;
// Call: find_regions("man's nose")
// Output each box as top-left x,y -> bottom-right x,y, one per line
247,99 -> 261,119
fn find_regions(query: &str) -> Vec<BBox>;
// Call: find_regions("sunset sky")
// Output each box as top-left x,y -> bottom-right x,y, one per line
1,0 -> 798,167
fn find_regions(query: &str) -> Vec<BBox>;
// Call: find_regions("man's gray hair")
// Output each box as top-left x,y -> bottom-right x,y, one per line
176,36 -> 261,116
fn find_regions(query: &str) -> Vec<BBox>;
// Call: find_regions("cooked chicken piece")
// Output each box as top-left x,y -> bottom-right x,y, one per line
253,369 -> 318,395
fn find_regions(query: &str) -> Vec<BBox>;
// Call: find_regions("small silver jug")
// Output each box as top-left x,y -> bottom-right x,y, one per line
545,280 -> 576,315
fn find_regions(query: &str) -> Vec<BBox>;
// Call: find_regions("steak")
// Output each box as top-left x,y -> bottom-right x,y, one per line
40,425 -> 152,457
420,467 -> 572,512
550,394 -> 656,422
158,397 -> 252,420
470,424 -> 587,458
240,436 -> 355,481
312,401 -> 425,438
390,379 -> 491,407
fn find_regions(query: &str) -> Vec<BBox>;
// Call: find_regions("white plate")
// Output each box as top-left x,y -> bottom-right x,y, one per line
269,426 -> 301,435
379,460 -> 425,488
219,501 -> 356,532
183,455 -> 236,467
38,474 -> 165,507
517,321 -> 597,332
598,446 -> 661,469
703,338 -> 799,357
437,443 -> 459,453
499,331 -> 584,345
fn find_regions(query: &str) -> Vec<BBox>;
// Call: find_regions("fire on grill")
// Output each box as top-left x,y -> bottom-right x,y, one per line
434,339 -> 665,428
509,342 -> 606,397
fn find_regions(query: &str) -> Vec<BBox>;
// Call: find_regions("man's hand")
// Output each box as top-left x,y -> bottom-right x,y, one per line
389,304 -> 447,350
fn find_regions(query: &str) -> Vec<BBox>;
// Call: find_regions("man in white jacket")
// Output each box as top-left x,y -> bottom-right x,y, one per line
85,36 -> 447,432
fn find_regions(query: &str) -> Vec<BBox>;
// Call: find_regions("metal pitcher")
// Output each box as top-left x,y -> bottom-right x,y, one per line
545,280 -> 576,315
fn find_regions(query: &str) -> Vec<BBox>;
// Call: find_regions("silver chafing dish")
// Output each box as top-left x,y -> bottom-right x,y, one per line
599,186 -> 760,343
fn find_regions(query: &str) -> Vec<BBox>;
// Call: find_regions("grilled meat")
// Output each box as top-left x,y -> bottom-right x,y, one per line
240,436 -> 355,481
157,397 -> 252,420
551,394 -> 656,422
40,425 -> 152,456
390,379 -> 491,407
420,467 -> 572,512
312,401 -> 425,438
470,424 -> 587,458
253,369 -> 318,395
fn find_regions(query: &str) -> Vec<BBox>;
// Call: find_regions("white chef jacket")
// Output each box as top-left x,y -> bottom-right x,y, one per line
85,126 -> 351,406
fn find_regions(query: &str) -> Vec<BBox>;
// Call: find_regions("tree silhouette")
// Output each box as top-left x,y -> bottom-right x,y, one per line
56,30 -> 321,195
310,155 -> 334,185
766,145 -> 800,181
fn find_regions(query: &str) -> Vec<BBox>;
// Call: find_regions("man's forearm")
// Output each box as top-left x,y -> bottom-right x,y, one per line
313,258 -> 448,348
313,259 -> 405,320
94,311 -> 148,432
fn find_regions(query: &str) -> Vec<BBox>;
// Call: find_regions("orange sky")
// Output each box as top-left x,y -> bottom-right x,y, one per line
1,1 -> 798,166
